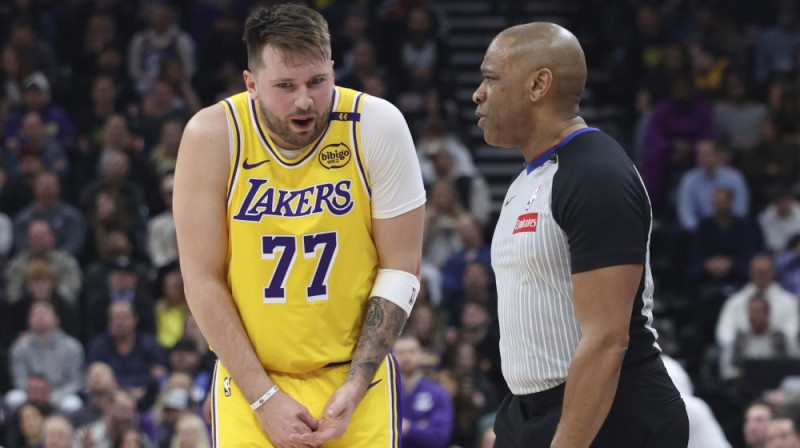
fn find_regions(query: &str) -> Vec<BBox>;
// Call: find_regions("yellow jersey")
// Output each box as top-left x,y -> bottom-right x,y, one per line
221,87 -> 378,374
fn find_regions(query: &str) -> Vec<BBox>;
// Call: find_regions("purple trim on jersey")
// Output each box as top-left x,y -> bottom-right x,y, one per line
351,92 -> 372,196
249,98 -> 329,167
391,353 -> 402,448
526,127 -> 600,174
223,100 -> 242,202
210,361 -> 218,448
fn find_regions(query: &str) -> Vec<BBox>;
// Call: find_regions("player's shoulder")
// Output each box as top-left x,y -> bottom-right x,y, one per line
186,102 -> 228,136
359,93 -> 405,123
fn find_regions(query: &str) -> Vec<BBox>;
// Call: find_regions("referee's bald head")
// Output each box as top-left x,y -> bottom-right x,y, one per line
491,22 -> 586,115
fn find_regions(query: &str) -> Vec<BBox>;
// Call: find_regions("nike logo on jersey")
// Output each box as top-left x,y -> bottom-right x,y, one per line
367,379 -> 382,390
504,195 -> 517,207
242,158 -> 270,169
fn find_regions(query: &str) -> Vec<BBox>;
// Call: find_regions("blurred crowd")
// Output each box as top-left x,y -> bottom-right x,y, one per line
3,0 -> 800,447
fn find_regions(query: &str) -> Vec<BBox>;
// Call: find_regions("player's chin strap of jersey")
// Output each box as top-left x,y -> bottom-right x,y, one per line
370,268 -> 420,316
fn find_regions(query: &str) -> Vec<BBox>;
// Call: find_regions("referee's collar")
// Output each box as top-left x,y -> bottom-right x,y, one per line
526,127 -> 600,174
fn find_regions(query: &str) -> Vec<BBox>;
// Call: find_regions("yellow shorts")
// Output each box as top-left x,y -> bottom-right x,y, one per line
210,356 -> 401,447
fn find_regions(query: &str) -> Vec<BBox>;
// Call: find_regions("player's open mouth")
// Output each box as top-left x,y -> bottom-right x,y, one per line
291,118 -> 314,129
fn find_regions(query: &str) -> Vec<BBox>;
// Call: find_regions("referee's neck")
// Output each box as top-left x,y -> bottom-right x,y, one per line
520,116 -> 587,163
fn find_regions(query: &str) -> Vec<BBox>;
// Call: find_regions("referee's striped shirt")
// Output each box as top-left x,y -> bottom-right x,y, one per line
491,127 -> 660,395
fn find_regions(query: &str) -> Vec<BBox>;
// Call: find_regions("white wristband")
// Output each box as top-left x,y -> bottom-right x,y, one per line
369,268 -> 420,316
250,385 -> 280,410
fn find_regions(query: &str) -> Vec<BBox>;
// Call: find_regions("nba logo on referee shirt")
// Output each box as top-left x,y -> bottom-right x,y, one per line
513,213 -> 538,234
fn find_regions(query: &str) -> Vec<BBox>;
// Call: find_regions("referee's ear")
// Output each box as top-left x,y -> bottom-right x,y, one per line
528,67 -> 553,104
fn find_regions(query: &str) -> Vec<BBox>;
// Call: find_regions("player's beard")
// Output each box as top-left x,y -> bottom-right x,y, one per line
258,100 -> 330,149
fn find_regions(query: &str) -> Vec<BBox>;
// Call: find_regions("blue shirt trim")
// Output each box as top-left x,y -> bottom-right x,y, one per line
526,127 -> 600,174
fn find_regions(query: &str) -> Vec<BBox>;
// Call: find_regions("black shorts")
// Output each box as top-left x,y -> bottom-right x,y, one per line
493,355 -> 688,448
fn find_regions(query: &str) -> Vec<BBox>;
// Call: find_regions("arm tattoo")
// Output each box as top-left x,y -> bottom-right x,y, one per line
346,297 -> 407,385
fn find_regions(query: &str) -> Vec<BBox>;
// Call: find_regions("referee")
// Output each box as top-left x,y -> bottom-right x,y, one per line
472,23 -> 689,447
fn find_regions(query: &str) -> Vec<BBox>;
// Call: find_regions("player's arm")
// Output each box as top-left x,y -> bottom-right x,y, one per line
173,104 -> 274,405
174,104 -> 317,444
550,264 -> 640,448
347,205 -> 424,390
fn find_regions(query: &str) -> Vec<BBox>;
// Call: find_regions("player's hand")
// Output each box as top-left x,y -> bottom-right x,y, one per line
288,382 -> 364,446
256,390 -> 318,448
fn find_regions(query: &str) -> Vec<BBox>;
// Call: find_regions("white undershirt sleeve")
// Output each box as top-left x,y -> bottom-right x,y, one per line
360,95 -> 426,219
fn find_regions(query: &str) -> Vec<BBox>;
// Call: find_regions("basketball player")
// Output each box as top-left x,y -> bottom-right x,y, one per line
473,23 -> 688,447
173,4 -> 425,448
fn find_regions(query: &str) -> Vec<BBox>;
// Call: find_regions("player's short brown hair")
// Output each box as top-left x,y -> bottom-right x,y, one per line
243,2 -> 331,70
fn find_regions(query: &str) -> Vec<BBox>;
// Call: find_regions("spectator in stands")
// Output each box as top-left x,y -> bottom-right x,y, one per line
14,171 -> 86,257
166,338 -> 210,405
82,229 -> 149,305
754,6 -> 800,84
147,174 -> 176,270
441,215 -> 491,303
170,413 -> 210,448
3,72 -> 75,151
93,45 -> 138,112
744,400 -> 773,448
149,386 -> 192,448
720,294 -> 794,380
41,414 -> 75,448
714,72 -> 767,154
776,235 -> 800,295
760,190 -> 800,254
5,219 -> 82,305
337,39 -> 392,96
72,13 -> 119,81
686,188 -> 762,295
117,427 -> 153,448
3,259 -> 78,344
159,58 -> 202,116
11,401 -> 49,448
5,110 -> 70,179
766,417 -> 800,448
7,18 -> 59,87
717,254 -> 799,377
425,145 -> 491,226
677,140 -> 750,231
148,120 -> 182,179
3,375 -> 50,445
79,389 -> 141,448
6,301 -> 84,414
693,3 -> 746,68
71,362 -> 118,429
137,81 -> 190,152
180,315 -> 215,376
87,301 -> 166,402
423,181 -> 465,267
1,45 -> 32,106
78,115 -> 137,183
155,268 -> 186,349
395,334 -> 453,448
80,150 -> 148,241
406,304 -> 447,369
0,152 -> 41,216
416,117 -> 475,187
0,197 -> 14,260
689,43 -> 729,98
84,255 -> 155,340
643,76 -> 713,209
127,0 -> 196,96
456,300 -> 502,394
75,76 -> 121,153
741,117 -> 799,210
394,6 -> 449,114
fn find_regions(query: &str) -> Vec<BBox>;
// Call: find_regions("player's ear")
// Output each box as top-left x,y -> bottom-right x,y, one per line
243,69 -> 258,99
528,68 -> 553,103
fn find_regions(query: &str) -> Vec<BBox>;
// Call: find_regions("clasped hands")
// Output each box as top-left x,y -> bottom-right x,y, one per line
257,383 -> 364,448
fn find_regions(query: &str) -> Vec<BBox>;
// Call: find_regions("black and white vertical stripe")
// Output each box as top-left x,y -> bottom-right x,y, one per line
492,130 -> 659,396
